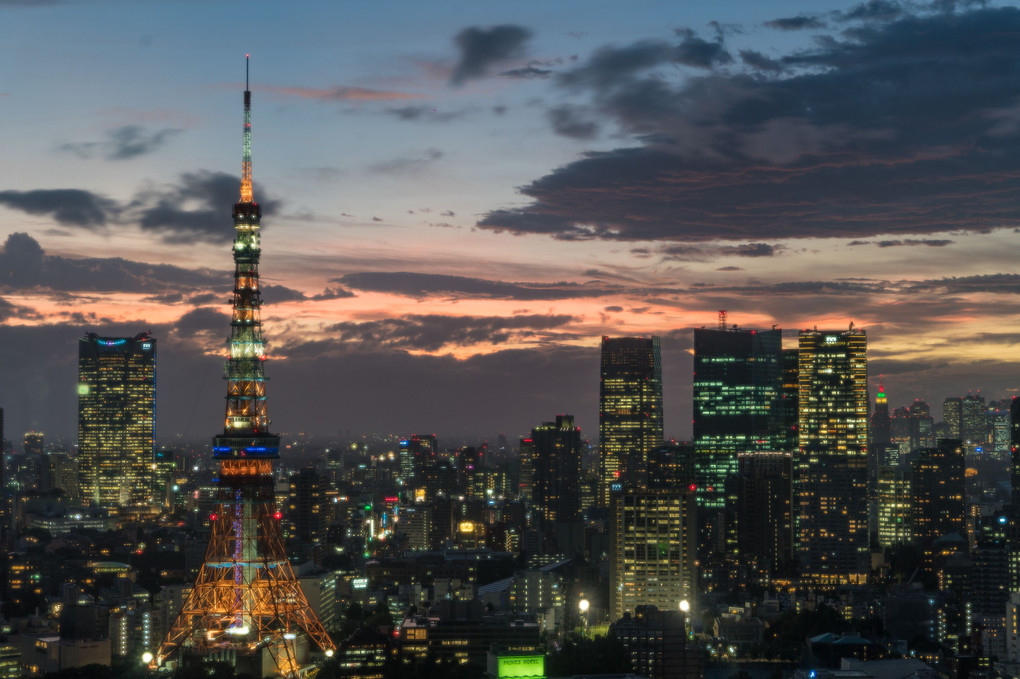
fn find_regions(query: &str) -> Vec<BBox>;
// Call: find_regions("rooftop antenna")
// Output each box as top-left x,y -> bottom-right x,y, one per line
245,53 -> 250,90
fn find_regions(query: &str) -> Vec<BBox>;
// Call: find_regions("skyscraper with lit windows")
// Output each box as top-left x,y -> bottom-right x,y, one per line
610,488 -> 697,621
692,326 -> 784,513
532,414 -> 582,524
797,327 -> 869,586
599,337 -> 663,505
78,332 -> 156,508
876,465 -> 912,548
912,439 -> 965,568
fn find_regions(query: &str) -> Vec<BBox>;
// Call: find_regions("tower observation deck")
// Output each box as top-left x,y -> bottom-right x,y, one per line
153,58 -> 336,677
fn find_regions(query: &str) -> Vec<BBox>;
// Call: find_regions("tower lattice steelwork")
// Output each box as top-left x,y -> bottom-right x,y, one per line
153,59 -> 335,676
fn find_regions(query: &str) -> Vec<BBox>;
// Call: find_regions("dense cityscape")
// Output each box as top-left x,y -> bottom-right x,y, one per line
8,2 -> 1020,679
5,272 -> 1019,679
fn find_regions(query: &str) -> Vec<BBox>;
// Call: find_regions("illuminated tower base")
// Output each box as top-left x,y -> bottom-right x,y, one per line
156,445 -> 334,676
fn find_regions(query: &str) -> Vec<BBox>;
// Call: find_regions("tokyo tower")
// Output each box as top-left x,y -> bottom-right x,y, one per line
152,58 -> 336,676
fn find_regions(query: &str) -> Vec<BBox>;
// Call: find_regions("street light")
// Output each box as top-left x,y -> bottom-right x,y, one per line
579,598 -> 590,636
141,652 -> 154,665
679,599 -> 692,641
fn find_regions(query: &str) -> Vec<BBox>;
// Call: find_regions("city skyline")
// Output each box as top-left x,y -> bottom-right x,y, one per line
3,1 -> 1020,441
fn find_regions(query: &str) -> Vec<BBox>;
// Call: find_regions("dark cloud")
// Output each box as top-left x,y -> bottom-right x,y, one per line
135,171 -> 280,244
672,28 -> 732,68
739,49 -> 785,72
384,106 -> 464,122
0,296 -> 41,322
837,0 -> 904,22
261,284 -> 308,303
311,286 -> 355,300
716,266 -> 743,271
603,305 -> 624,312
0,189 -> 117,228
719,243 -> 776,257
0,232 -> 225,294
327,314 -> 575,352
451,25 -> 532,85
548,106 -> 600,139
902,273 -> 1020,295
876,238 -> 954,247
557,41 -> 674,91
59,125 -> 180,161
336,271 -> 622,301
173,307 -> 227,339
765,15 -> 827,30
0,171 -> 278,243
661,242 -> 778,261
501,67 -> 552,79
480,6 -> 1020,242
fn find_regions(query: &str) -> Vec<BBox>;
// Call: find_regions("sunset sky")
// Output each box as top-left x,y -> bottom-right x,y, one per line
3,0 -> 1020,445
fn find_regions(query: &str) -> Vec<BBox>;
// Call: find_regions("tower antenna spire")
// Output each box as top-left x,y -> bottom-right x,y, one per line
240,56 -> 253,203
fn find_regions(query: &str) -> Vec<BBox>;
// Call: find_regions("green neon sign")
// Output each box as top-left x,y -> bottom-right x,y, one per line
497,655 -> 545,679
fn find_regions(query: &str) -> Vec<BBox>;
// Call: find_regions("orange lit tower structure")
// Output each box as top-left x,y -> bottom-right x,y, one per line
154,59 -> 335,676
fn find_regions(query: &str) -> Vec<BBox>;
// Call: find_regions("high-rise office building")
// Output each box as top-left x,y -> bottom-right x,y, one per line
647,442 -> 696,491
152,449 -> 175,509
0,407 -> 6,548
876,465 -> 912,548
287,467 -> 324,545
518,437 -> 536,505
912,439 -> 966,569
78,332 -> 156,508
868,382 -> 896,539
962,393 -> 987,446
797,327 -> 869,586
735,452 -> 793,583
22,432 -> 42,457
944,398 -> 963,441
779,349 -> 800,453
609,488 -> 696,621
987,404 -> 1010,463
599,337 -> 663,505
1012,397 -> 1020,510
41,452 -> 80,503
457,445 -> 485,500
871,382 -> 891,449
693,325 -> 784,583
692,327 -> 784,513
531,415 -> 582,525
13,432 -> 43,493
945,394 -> 987,447
890,399 -> 936,461
409,434 -> 450,502
970,512 -> 1010,629
397,438 -> 415,485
